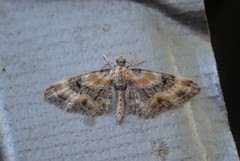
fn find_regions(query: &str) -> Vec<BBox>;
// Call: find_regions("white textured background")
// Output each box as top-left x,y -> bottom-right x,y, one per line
0,0 -> 239,161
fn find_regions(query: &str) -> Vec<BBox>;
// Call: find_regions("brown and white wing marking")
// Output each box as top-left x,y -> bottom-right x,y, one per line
44,69 -> 113,116
127,69 -> 200,118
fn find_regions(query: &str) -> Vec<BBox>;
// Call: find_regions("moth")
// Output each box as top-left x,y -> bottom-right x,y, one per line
44,56 -> 200,123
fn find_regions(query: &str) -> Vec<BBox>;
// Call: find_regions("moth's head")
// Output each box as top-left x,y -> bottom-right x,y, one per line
116,56 -> 126,66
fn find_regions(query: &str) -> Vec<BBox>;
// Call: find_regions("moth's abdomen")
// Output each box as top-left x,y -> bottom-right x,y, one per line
114,73 -> 128,122
114,78 -> 127,91
116,90 -> 126,122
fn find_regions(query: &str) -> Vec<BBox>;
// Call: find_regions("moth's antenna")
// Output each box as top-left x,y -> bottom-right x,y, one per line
102,54 -> 115,69
126,60 -> 145,67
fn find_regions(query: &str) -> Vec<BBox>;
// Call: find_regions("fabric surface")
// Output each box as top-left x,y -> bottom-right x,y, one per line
0,0 -> 239,161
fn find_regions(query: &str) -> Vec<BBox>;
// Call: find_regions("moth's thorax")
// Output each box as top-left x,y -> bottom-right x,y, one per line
111,66 -> 130,78
111,66 -> 130,91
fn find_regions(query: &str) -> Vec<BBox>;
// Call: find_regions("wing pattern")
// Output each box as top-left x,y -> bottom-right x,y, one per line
44,70 -> 113,116
127,69 -> 200,118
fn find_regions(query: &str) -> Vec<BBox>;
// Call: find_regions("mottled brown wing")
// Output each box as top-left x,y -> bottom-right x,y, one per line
127,69 -> 200,118
44,69 -> 114,116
